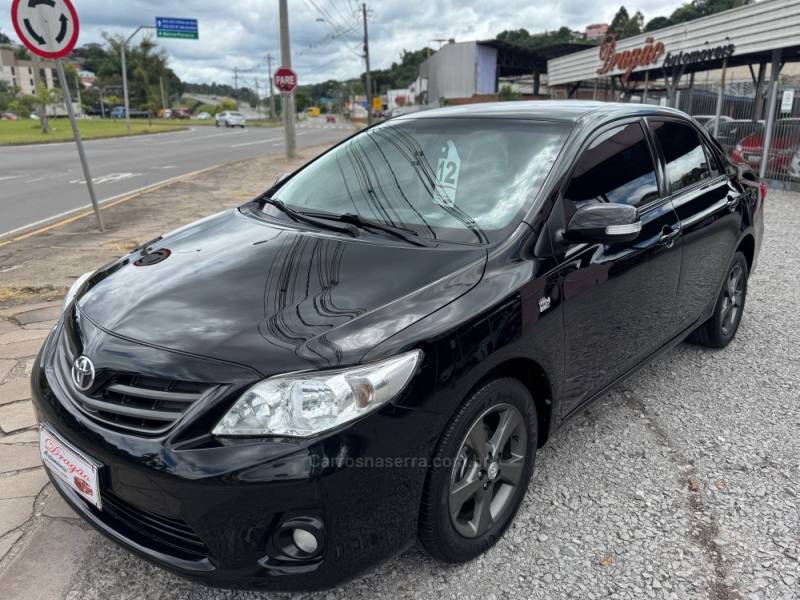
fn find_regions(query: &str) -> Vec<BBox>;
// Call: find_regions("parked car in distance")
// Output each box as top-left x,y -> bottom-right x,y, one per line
159,109 -> 173,119
215,110 -> 246,128
34,102 -> 763,592
110,106 -> 149,119
731,118 -> 800,176
195,112 -> 211,120
325,115 -> 336,123
1,112 -> 18,120
172,108 -> 191,119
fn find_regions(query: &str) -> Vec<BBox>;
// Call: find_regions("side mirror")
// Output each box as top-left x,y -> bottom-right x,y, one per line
564,203 -> 642,244
275,172 -> 291,185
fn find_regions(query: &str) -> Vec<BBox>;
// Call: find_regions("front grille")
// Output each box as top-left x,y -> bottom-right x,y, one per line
55,327 -> 214,436
87,373 -> 211,435
100,491 -> 210,560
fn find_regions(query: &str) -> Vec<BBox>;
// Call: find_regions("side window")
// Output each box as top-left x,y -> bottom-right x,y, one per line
650,120 -> 712,191
563,122 -> 659,209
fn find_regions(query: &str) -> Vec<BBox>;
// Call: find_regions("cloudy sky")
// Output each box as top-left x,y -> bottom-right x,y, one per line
1,0 -> 686,88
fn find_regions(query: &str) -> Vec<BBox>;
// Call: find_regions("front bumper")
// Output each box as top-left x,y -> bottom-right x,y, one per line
32,324 -> 443,591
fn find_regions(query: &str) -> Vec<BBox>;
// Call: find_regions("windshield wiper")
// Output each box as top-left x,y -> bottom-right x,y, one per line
261,198 -> 359,237
305,212 -> 434,247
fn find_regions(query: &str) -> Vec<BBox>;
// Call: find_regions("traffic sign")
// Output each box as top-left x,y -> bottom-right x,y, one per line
156,17 -> 198,40
10,0 -> 80,59
274,67 -> 298,94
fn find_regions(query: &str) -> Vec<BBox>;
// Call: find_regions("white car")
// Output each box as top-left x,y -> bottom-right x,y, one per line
215,111 -> 246,128
196,112 -> 211,120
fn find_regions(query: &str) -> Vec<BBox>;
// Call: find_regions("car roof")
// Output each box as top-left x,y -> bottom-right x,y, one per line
395,100 -> 688,125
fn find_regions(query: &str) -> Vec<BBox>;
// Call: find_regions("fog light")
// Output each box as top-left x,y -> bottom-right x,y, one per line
292,528 -> 319,554
268,515 -> 326,562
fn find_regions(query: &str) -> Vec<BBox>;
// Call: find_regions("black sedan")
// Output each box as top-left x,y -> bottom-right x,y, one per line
32,101 -> 764,591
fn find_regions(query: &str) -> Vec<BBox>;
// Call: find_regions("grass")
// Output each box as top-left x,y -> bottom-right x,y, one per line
0,116 -> 284,145
0,119 -> 187,145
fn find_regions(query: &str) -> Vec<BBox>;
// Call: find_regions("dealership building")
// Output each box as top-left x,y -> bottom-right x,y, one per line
546,0 -> 800,187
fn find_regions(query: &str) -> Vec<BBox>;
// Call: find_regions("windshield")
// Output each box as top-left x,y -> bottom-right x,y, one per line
230,112 -> 243,117
270,117 -> 569,244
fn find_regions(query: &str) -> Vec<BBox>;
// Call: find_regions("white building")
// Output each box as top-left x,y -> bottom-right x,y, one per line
0,47 -> 55,95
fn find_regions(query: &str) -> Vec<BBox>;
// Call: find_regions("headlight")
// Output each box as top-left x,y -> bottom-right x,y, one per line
63,271 -> 93,312
213,350 -> 422,437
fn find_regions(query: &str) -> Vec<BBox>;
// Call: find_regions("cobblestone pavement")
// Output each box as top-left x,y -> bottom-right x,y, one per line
0,187 -> 797,600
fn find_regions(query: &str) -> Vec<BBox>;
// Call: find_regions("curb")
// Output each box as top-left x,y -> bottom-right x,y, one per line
0,159 -> 253,248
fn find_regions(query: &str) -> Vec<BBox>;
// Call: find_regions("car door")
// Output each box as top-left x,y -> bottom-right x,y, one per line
647,118 -> 742,331
547,119 -> 683,416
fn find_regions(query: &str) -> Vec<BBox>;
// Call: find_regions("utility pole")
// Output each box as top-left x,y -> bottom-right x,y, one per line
266,53 -> 276,120
362,3 -> 372,126
234,67 -> 239,93
278,0 -> 296,158
159,76 -> 167,113
255,79 -> 261,119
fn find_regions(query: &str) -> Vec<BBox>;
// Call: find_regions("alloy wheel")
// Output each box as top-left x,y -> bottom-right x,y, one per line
448,403 -> 527,538
720,263 -> 745,336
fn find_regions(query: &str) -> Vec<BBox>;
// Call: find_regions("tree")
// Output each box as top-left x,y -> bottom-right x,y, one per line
14,46 -> 31,60
33,82 -> 62,132
608,6 -> 631,37
218,98 -> 237,111
621,11 -> 644,37
8,93 -> 35,118
644,16 -> 672,32
0,27 -> 11,44
670,3 -> 700,24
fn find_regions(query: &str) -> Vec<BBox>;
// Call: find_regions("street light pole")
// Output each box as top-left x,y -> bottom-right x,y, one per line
362,3 -> 372,126
121,25 -> 155,135
278,0 -> 296,159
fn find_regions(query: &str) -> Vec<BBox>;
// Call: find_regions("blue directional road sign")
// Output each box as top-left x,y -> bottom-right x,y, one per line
155,17 -> 198,40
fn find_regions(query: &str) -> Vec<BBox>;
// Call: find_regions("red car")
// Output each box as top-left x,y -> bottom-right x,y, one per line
1,112 -> 18,121
731,119 -> 800,176
325,115 -> 336,123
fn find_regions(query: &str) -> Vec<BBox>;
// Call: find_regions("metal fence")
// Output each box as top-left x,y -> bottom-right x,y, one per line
639,76 -> 800,189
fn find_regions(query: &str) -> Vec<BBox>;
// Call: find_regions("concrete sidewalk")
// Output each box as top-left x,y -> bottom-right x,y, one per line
0,143 -> 336,599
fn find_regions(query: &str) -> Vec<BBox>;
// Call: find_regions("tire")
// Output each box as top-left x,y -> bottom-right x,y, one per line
689,251 -> 749,348
215,121 -> 220,127
418,377 -> 537,563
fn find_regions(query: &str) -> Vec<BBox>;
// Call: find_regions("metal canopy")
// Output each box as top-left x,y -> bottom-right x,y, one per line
478,40 -> 590,76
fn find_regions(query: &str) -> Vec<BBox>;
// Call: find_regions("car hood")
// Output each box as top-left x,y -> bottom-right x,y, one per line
77,208 -> 486,376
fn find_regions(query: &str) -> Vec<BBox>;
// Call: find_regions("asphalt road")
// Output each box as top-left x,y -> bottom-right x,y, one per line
0,119 -> 353,238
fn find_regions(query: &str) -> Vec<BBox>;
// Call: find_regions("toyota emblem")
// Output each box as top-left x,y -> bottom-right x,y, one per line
71,356 -> 95,391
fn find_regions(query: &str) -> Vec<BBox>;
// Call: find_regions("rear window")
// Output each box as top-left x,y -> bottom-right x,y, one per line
271,117 -> 569,244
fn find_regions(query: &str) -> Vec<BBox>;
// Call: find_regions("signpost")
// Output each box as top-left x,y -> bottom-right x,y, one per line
121,17 -> 197,134
273,67 -> 298,94
155,17 -> 198,40
10,0 -> 104,231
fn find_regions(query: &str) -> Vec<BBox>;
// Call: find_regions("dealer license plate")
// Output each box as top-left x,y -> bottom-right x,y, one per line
39,426 -> 102,509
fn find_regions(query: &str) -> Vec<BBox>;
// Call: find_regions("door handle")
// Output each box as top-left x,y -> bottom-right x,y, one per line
658,225 -> 681,247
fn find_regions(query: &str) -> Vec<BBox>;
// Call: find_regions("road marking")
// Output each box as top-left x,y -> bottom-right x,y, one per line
230,136 -> 283,148
151,130 -> 246,145
0,175 -> 20,181
0,161 -> 244,242
69,172 -> 142,185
